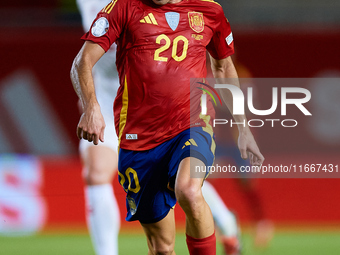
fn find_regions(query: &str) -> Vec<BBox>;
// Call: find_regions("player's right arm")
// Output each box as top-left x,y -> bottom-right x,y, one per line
206,4 -> 264,166
210,56 -> 264,167
70,41 -> 106,145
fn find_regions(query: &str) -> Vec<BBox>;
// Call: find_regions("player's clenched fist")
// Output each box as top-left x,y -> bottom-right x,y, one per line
77,105 -> 105,145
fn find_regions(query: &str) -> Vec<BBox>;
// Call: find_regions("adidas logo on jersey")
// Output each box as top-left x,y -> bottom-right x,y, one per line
126,134 -> 138,140
182,139 -> 198,149
140,13 -> 158,25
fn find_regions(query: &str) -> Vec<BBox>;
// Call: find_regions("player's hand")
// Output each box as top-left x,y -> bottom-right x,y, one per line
76,104 -> 105,145
238,129 -> 264,166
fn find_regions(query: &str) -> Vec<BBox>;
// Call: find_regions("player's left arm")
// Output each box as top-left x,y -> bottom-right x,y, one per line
210,55 -> 264,166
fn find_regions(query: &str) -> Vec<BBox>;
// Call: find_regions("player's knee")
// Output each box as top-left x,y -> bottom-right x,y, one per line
83,171 -> 104,185
83,163 -> 111,185
149,243 -> 174,255
175,179 -> 203,211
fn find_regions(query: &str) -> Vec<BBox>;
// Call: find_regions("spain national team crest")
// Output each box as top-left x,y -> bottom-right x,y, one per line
188,12 -> 204,33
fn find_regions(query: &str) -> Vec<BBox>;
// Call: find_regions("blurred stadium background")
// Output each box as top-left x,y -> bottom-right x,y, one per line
0,0 -> 340,254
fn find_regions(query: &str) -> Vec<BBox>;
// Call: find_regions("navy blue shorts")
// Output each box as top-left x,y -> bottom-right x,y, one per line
118,127 -> 215,224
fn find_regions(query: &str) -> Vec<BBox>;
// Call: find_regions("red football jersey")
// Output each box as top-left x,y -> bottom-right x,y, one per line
82,0 -> 234,150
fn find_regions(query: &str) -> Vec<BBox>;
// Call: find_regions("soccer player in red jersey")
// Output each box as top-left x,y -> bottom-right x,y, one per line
71,0 -> 264,254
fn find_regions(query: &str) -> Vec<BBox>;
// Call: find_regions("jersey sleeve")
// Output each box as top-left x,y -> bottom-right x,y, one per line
81,0 -> 129,52
206,7 -> 234,60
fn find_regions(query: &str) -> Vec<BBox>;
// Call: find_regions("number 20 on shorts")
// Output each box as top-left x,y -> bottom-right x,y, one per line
118,167 -> 141,193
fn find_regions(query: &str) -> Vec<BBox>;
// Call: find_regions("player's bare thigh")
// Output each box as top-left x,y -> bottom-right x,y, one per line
81,145 -> 118,185
141,209 -> 176,255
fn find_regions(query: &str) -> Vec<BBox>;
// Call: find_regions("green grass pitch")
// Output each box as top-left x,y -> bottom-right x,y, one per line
0,230 -> 339,254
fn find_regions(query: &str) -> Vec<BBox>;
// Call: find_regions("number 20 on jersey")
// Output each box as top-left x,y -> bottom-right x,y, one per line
154,34 -> 189,62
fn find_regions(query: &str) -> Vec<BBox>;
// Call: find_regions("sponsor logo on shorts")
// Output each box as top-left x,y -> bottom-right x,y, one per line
182,139 -> 198,149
